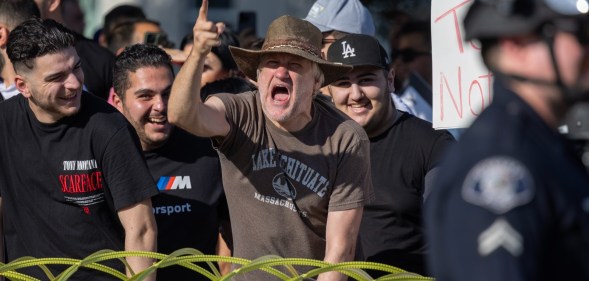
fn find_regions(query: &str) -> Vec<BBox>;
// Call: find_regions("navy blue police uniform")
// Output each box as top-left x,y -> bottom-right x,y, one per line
426,79 -> 589,281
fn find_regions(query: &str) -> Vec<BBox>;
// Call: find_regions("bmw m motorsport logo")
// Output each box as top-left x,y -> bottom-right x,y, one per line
157,176 -> 192,190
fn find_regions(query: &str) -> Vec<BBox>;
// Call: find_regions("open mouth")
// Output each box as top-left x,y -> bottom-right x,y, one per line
147,115 -> 167,125
271,85 -> 290,104
60,93 -> 78,101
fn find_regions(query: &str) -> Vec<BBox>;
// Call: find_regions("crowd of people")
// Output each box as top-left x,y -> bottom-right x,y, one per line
0,0 -> 588,280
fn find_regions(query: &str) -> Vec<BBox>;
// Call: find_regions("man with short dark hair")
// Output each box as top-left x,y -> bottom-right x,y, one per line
426,0 -> 589,280
168,1 -> 373,280
0,18 -> 157,280
326,33 -> 454,276
112,44 -> 228,280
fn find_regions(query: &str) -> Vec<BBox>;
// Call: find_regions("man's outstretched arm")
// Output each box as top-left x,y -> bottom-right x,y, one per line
168,0 -> 229,138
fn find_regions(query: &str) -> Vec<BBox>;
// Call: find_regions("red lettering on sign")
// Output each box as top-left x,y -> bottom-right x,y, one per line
439,67 -> 493,121
434,0 -> 473,54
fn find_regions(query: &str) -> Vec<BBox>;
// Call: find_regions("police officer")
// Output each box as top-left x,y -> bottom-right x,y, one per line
425,0 -> 589,280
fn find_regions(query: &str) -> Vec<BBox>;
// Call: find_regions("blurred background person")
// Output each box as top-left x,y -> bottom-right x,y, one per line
236,27 -> 264,51
179,30 -> 243,87
98,4 -> 146,47
34,0 -> 114,100
60,0 -> 84,34
0,0 -> 40,101
106,19 -> 168,55
304,0 -> 375,57
391,21 -> 432,122
390,21 -> 462,138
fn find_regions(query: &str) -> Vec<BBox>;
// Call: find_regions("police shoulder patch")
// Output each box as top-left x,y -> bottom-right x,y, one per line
462,156 -> 535,214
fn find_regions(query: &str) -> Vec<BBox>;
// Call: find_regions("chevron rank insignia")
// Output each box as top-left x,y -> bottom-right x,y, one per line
462,156 -> 535,214
478,218 -> 523,256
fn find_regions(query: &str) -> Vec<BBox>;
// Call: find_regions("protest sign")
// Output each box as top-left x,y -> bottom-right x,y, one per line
431,0 -> 493,129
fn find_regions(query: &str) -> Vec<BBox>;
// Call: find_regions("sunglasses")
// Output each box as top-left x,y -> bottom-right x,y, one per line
392,48 -> 431,63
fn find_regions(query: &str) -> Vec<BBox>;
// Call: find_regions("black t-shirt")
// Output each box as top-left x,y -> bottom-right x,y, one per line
0,93 -> 158,280
360,111 -> 454,275
426,82 -> 589,280
145,128 -> 226,280
75,34 -> 114,100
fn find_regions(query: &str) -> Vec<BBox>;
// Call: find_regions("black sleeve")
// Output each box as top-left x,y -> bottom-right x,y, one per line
101,124 -> 159,210
423,131 -> 454,201
427,131 -> 456,171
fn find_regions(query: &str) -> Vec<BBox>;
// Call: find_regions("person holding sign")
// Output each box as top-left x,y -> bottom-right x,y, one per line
425,0 -> 589,280
167,1 -> 373,280
325,33 -> 455,276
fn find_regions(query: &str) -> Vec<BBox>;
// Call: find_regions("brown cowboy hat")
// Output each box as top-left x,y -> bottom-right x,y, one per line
229,15 -> 352,87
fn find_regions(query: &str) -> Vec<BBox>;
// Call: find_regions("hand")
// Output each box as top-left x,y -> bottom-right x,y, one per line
192,0 -> 225,56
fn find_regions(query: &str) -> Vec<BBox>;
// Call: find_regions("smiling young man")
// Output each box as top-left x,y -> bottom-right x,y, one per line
112,45 -> 173,151
0,18 -> 157,280
112,44 -> 227,280
167,1 -> 373,280
326,33 -> 454,276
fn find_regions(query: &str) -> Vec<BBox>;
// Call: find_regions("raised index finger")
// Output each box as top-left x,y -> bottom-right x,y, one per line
198,0 -> 208,21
